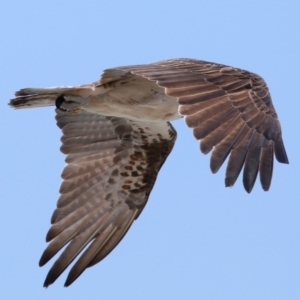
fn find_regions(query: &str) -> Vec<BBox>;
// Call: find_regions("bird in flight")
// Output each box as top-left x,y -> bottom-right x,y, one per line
9,58 -> 288,287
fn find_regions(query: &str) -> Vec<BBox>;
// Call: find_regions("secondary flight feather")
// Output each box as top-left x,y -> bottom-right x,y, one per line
9,58 -> 288,287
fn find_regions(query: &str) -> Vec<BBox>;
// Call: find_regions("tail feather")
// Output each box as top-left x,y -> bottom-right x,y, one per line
9,85 -> 94,109
9,93 -> 58,109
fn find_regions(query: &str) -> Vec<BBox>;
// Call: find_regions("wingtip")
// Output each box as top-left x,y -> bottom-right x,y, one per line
42,267 -> 62,288
64,278 -> 73,287
260,177 -> 271,192
243,175 -> 255,193
225,176 -> 235,188
43,278 -> 52,288
64,266 -> 82,287
244,186 -> 252,194
274,140 -> 289,164
262,186 -> 270,192
39,256 -> 46,267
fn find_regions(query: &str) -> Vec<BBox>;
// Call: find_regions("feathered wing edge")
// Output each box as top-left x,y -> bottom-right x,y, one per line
37,110 -> 176,287
113,58 -> 288,192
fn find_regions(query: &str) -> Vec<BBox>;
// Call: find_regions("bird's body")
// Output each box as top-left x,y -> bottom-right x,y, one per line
9,58 -> 288,287
87,75 -> 180,121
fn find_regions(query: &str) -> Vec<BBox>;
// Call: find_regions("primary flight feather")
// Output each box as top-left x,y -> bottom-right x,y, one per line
9,58 -> 288,287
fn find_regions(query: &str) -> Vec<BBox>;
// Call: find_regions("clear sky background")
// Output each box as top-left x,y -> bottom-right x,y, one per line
1,1 -> 299,299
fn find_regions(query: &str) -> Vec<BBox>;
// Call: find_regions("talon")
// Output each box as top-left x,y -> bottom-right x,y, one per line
55,95 -> 66,110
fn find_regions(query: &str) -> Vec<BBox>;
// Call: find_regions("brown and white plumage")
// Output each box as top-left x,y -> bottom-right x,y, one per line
9,58 -> 288,287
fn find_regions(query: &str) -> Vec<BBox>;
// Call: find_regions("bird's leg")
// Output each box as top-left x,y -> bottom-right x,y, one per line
55,95 -> 88,112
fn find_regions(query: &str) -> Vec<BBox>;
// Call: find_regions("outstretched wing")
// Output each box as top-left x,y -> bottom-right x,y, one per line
9,58 -> 289,288
40,109 -> 176,287
105,58 -> 288,192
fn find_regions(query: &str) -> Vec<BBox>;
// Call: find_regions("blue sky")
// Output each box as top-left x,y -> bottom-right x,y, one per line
1,1 -> 299,299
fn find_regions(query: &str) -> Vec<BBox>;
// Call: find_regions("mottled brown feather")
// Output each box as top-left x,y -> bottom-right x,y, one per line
117,58 -> 288,190
9,58 -> 288,287
39,110 -> 176,287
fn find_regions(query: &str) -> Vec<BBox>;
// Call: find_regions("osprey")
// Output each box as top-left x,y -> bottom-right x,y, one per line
9,58 -> 288,287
